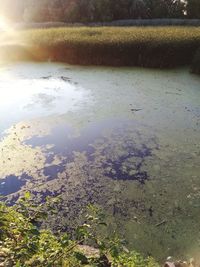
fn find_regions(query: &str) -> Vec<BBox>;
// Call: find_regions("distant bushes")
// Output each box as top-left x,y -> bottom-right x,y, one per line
1,0 -> 200,24
0,0 -> 186,23
103,19 -> 200,27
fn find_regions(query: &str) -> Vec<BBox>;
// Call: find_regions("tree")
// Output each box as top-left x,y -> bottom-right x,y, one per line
129,0 -> 149,19
64,1 -> 81,22
0,0 -> 195,22
187,0 -> 200,18
92,0 -> 112,22
145,0 -> 184,18
165,0 -> 185,18
23,7 -> 51,22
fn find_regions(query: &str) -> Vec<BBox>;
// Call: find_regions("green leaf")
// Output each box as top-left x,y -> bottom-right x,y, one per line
15,261 -> 21,267
74,252 -> 88,264
29,227 -> 40,236
24,192 -> 31,200
61,234 -> 69,247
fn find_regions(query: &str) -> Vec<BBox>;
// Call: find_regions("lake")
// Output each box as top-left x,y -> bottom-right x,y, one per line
0,62 -> 200,261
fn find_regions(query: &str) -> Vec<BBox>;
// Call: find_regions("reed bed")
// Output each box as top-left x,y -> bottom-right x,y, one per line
1,26 -> 200,71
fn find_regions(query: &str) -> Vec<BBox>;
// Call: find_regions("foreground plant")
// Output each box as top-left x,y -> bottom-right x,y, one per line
0,193 -> 159,266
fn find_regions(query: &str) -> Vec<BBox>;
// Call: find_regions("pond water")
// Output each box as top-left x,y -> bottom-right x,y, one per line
0,62 -> 200,261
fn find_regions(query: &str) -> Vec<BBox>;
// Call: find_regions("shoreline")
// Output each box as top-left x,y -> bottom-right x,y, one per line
0,26 -> 200,74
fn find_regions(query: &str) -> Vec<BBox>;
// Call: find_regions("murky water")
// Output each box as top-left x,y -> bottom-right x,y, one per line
0,62 -> 200,261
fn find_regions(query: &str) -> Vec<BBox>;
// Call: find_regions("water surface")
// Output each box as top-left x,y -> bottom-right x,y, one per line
0,62 -> 200,261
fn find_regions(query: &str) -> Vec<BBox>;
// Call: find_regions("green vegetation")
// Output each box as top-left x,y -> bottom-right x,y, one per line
1,0 -> 199,23
0,193 -> 159,266
187,0 -> 200,19
1,26 -> 200,71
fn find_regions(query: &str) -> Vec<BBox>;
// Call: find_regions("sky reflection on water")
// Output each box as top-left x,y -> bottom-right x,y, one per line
0,62 -> 200,260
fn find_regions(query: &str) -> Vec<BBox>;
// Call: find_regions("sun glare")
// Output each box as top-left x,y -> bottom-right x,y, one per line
0,16 -> 12,32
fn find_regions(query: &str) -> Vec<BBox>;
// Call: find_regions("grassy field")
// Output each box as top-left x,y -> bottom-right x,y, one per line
1,26 -> 200,71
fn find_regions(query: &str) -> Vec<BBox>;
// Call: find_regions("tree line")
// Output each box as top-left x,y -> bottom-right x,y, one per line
0,0 -> 200,23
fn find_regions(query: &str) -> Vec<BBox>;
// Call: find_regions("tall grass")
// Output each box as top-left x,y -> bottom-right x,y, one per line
1,27 -> 200,70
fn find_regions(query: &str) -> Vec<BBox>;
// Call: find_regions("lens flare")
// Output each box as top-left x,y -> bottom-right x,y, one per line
0,16 -> 12,32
